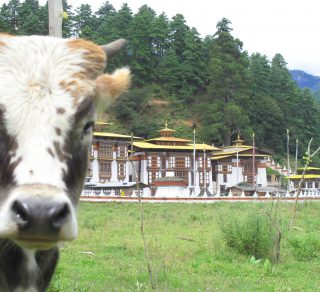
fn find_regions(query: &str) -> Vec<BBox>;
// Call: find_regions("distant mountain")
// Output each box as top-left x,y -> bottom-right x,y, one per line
290,70 -> 320,93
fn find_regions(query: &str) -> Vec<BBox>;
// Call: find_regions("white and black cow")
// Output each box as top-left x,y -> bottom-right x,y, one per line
0,34 -> 131,291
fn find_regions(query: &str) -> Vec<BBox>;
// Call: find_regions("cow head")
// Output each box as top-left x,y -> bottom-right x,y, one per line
0,35 -> 130,250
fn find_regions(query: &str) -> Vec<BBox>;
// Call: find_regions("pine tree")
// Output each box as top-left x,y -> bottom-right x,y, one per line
95,1 -> 116,27
169,14 -> 189,62
73,4 -> 97,40
17,0 -> 46,35
0,0 -> 21,34
247,53 -> 285,151
205,18 -> 251,145
152,13 -> 170,68
128,5 -> 156,86
181,27 -> 207,98
61,0 -> 74,38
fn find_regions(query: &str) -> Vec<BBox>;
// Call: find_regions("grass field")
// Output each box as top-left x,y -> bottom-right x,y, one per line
48,201 -> 320,291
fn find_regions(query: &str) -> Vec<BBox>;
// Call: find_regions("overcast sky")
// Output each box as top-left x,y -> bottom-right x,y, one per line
1,0 -> 320,75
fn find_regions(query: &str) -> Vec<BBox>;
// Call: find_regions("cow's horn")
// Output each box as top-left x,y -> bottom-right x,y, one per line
101,39 -> 127,59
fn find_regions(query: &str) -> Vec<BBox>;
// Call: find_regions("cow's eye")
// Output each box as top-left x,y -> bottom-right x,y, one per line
83,121 -> 94,135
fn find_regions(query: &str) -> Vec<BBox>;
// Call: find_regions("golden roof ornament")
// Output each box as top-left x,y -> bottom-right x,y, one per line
233,132 -> 245,146
159,120 -> 175,136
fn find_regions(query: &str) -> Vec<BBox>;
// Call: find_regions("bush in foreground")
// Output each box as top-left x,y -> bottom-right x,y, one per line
219,212 -> 274,260
289,232 -> 320,261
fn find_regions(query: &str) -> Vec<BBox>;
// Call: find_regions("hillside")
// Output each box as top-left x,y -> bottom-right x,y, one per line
1,1 -> 320,158
290,70 -> 320,92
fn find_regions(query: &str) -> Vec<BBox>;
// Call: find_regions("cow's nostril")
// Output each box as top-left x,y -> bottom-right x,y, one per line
12,200 -> 30,228
51,203 -> 70,230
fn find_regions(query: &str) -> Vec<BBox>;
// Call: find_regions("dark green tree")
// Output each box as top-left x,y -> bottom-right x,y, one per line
291,88 -> 320,152
158,47 -> 182,94
181,27 -> 207,98
114,86 -> 160,137
158,17 -> 207,100
95,1 -> 116,27
205,18 -> 251,145
61,0 -> 74,38
169,14 -> 189,61
247,53 -> 285,152
17,0 -> 46,35
0,0 -> 21,33
73,4 -> 97,40
128,5 -> 157,86
95,3 -> 133,71
152,12 -> 170,67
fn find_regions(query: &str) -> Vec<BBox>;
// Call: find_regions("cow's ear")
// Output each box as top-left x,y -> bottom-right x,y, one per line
95,67 -> 131,109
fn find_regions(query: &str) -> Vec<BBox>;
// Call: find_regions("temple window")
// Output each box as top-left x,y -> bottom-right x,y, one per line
148,156 -> 160,167
198,157 -> 203,167
199,172 -> 209,185
100,161 -> 112,177
148,171 -> 159,183
99,144 -> 113,159
175,157 -> 185,168
117,145 -> 127,159
175,171 -> 188,183
185,157 -> 190,168
168,156 -> 175,168
118,162 -> 126,177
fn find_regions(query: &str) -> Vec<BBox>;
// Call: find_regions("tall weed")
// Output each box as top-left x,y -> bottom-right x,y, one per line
289,232 -> 320,261
219,212 -> 274,259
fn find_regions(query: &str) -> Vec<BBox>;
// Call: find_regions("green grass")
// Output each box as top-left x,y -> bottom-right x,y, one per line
48,202 -> 320,291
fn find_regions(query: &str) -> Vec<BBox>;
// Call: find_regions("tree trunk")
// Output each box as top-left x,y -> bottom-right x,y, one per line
224,129 -> 231,146
274,230 -> 282,264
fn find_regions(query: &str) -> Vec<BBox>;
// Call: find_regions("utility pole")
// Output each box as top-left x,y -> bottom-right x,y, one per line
48,0 -> 63,37
287,129 -> 290,176
295,139 -> 298,174
193,128 -> 196,197
252,132 -> 256,186
287,129 -> 290,192
203,143 -> 207,197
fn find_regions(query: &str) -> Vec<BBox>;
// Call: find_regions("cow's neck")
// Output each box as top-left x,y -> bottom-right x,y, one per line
23,249 -> 39,289
0,239 -> 59,292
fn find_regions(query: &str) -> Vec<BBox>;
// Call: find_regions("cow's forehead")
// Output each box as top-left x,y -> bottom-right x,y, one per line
0,35 -> 106,113
0,35 -> 103,188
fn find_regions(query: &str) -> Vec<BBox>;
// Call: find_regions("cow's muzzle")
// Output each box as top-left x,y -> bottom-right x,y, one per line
0,184 -> 78,249
12,198 -> 70,235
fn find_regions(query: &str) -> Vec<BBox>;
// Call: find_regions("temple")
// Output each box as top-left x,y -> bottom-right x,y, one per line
84,124 -> 285,197
289,167 -> 320,195
211,133 -> 271,195
130,123 -> 218,196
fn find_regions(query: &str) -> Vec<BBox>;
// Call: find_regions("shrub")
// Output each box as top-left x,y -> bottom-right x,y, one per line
219,212 -> 274,259
289,232 -> 320,261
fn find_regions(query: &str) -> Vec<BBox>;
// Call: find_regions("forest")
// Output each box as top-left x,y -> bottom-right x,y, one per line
1,0 -> 320,161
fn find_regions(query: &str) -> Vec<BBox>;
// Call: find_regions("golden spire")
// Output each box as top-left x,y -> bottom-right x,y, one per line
158,120 -> 175,137
233,132 -> 244,146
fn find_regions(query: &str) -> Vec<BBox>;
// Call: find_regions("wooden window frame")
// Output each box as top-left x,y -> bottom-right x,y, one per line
100,160 -> 112,178
99,144 -> 113,159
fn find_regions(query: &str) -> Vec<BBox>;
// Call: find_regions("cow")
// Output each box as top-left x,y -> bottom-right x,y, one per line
0,34 -> 131,291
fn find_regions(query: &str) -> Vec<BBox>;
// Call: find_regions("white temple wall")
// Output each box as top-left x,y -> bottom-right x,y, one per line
140,159 -> 148,185
111,160 -> 118,182
128,161 -> 139,182
257,168 -> 267,187
155,186 -> 185,197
